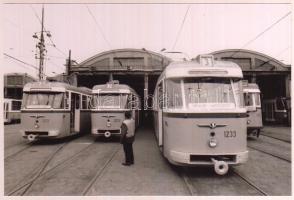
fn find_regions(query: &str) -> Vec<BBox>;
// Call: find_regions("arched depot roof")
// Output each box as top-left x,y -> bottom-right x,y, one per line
210,49 -> 290,72
72,48 -> 172,74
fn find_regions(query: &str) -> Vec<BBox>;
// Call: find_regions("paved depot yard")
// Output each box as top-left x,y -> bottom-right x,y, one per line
4,124 -> 291,196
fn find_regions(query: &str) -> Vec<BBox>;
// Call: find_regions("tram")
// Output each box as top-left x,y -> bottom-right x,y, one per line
20,81 -> 92,141
153,55 -> 248,175
262,97 -> 290,125
243,82 -> 263,137
4,98 -> 22,124
91,80 -> 140,138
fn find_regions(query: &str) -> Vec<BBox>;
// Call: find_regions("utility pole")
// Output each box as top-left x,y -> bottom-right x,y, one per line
67,50 -> 71,75
33,5 -> 47,81
38,6 -> 45,80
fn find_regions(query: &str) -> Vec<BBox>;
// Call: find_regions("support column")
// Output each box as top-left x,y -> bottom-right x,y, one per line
144,74 -> 149,111
4,87 -> 7,98
251,74 -> 257,83
285,74 -> 291,98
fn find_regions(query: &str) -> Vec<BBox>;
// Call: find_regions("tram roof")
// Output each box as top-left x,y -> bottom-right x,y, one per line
23,81 -> 92,94
243,83 -> 261,93
158,60 -> 243,82
92,83 -> 138,95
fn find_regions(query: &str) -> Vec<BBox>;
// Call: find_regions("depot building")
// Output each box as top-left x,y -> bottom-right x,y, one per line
48,48 -> 291,123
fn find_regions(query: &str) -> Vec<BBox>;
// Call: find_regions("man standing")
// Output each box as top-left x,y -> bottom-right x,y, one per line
120,111 -> 135,166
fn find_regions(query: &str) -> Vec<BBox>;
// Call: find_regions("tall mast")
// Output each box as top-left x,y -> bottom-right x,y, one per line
38,5 -> 45,80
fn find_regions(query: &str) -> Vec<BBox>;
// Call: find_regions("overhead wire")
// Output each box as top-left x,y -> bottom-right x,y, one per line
255,46 -> 291,69
231,11 -> 291,57
172,4 -> 191,51
85,5 -> 112,49
4,53 -> 48,77
3,53 -> 38,70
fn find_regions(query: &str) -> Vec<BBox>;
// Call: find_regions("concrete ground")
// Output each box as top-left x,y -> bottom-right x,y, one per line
260,125 -> 291,142
4,124 -> 292,196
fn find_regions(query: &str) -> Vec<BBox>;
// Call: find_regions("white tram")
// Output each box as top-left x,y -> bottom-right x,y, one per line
153,55 -> 248,175
4,98 -> 22,124
243,82 -> 263,137
20,81 -> 92,141
91,80 -> 140,138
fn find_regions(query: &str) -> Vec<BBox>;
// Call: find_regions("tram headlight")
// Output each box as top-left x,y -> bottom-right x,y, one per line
34,124 -> 39,129
107,121 -> 111,127
208,138 -> 217,148
247,120 -> 251,124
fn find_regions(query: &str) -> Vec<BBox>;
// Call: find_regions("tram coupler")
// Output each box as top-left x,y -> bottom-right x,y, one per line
211,158 -> 229,175
104,131 -> 111,138
27,134 -> 37,142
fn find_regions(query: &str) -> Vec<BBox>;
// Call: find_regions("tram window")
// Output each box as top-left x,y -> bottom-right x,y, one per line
64,92 -> 69,109
254,93 -> 261,107
75,94 -> 80,109
276,98 -> 285,110
87,96 -> 91,109
183,78 -> 235,105
11,101 -> 21,110
166,79 -> 183,109
244,93 -> 254,106
22,94 -> 28,109
24,92 -> 65,108
126,94 -> 132,109
233,81 -> 243,107
129,94 -> 140,110
82,95 -> 87,109
97,93 -> 128,109
52,93 -> 64,109
158,82 -> 164,109
91,95 -> 98,109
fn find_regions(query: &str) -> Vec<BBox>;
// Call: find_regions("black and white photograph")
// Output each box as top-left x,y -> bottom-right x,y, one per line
1,0 -> 292,197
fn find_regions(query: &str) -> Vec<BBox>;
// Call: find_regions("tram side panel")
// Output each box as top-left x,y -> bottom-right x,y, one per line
247,108 -> 263,129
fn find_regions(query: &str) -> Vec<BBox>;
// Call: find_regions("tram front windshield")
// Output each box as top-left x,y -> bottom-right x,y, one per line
166,77 -> 242,110
244,92 -> 261,108
22,92 -> 65,109
92,93 -> 129,109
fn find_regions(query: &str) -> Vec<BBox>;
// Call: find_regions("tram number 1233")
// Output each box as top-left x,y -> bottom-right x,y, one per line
224,130 -> 237,137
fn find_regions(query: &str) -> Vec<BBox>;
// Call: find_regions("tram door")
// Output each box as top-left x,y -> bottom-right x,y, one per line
157,83 -> 163,147
70,93 -> 81,132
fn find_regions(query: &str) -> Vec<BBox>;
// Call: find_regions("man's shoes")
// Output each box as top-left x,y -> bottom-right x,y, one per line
122,162 -> 131,166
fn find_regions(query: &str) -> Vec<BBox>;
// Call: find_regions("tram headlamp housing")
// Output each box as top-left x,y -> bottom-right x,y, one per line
247,120 -> 251,124
107,121 -> 111,127
208,138 -> 217,148
34,124 -> 39,129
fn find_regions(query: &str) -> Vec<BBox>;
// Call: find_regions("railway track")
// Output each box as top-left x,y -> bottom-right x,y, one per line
247,146 -> 291,163
180,167 -> 268,196
4,144 -> 33,160
7,141 -> 96,196
232,169 -> 268,196
179,168 -> 197,195
82,146 -> 121,195
260,133 -> 291,143
7,143 -> 68,196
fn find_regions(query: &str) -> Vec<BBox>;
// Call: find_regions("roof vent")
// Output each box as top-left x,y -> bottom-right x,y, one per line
196,54 -> 214,66
106,80 -> 119,88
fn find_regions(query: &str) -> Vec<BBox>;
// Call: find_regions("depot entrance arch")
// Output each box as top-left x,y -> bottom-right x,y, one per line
69,48 -> 172,124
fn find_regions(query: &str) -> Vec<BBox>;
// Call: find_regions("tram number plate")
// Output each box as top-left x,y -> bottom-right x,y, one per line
224,130 -> 236,137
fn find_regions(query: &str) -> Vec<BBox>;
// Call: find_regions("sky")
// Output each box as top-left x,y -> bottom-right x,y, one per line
1,3 -> 292,79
